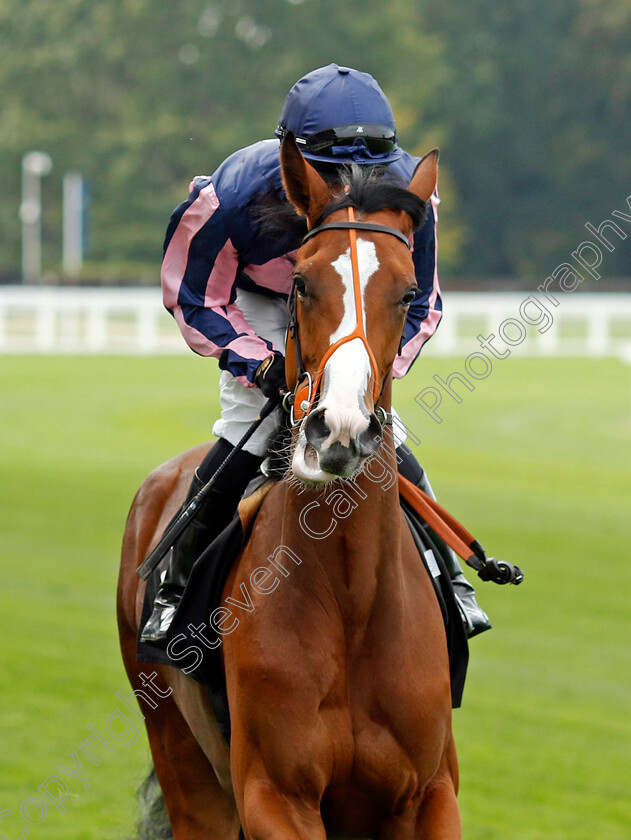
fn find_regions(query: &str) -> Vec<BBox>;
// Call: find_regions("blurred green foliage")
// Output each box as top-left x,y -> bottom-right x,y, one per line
1,0 -> 630,280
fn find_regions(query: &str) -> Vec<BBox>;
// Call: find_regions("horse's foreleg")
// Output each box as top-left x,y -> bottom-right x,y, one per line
133,663 -> 240,840
414,778 -> 460,840
120,618 -> 238,840
380,740 -> 460,840
414,740 -> 460,840
230,727 -> 328,840
381,782 -> 460,840
239,773 -> 327,840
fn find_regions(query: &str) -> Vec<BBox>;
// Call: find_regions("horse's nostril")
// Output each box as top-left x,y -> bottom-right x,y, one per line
355,413 -> 383,457
304,408 -> 331,449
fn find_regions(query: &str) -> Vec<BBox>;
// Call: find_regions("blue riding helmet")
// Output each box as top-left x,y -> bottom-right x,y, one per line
276,64 -> 402,166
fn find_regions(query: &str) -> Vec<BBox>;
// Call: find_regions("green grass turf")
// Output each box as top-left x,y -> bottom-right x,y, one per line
1,354 -> 629,839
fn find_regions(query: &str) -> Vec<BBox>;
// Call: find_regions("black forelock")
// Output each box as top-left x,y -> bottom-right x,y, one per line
313,164 -> 428,231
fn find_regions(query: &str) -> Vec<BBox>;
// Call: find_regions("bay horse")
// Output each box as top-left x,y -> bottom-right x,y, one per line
117,135 -> 460,839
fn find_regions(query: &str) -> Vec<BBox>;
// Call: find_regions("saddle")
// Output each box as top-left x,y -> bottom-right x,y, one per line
137,472 -> 472,740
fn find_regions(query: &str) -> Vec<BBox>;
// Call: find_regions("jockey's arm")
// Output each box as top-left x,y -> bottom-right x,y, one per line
160,176 -> 276,388
393,192 -> 442,378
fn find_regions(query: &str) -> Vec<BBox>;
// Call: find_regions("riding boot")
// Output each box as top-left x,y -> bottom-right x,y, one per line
397,444 -> 492,638
140,439 -> 262,648
140,469 -> 210,646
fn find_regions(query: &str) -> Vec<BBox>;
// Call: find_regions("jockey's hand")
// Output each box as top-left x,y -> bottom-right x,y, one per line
255,354 -> 288,404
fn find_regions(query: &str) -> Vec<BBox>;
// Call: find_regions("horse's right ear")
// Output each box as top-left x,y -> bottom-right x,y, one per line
280,132 -> 331,225
408,148 -> 439,203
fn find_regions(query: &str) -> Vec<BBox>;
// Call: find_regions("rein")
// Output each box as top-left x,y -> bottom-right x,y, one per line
285,207 -> 409,427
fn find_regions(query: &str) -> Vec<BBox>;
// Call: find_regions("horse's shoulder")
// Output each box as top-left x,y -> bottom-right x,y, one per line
235,479 -> 290,569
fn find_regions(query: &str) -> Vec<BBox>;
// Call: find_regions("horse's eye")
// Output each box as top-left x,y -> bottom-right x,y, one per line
293,277 -> 308,298
401,287 -> 417,306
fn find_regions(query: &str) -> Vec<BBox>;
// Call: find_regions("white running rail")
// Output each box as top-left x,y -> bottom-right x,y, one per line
1,286 -> 630,358
0,287 -> 185,354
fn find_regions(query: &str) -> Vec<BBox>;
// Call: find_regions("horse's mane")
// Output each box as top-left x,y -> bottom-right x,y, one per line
315,165 -> 429,231
253,184 -> 309,242
253,164 -> 428,241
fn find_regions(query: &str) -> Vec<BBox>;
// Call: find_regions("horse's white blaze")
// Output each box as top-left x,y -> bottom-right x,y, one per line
292,239 -> 380,482
318,337 -> 371,448
328,240 -> 375,342
319,239 -> 378,443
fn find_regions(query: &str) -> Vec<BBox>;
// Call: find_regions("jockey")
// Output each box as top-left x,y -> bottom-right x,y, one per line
141,64 -> 491,647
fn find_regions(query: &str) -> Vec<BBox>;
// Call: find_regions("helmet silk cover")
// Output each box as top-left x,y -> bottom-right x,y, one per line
277,64 -> 402,165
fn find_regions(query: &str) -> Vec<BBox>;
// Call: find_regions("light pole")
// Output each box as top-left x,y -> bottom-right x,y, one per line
63,171 -> 84,279
20,151 -> 53,284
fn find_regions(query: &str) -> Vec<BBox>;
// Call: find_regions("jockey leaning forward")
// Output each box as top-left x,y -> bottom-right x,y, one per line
141,64 -> 491,648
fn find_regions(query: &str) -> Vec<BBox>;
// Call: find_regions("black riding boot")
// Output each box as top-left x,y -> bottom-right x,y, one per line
140,439 -> 262,648
397,444 -> 492,638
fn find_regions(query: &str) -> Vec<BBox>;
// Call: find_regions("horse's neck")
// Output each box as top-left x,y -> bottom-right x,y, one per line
282,433 -> 402,626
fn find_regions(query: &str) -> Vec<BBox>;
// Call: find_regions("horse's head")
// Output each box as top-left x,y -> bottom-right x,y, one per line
280,134 -> 438,485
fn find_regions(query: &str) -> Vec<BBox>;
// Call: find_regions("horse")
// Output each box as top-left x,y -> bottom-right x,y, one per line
117,134 -> 460,839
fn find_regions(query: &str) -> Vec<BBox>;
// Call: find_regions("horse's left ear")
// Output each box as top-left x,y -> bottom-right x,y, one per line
408,148 -> 439,203
280,132 -> 331,225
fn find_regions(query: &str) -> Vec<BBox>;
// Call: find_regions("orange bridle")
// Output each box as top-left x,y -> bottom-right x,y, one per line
286,207 -> 411,426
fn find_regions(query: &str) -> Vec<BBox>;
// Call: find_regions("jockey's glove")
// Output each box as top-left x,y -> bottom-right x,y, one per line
255,353 -> 288,404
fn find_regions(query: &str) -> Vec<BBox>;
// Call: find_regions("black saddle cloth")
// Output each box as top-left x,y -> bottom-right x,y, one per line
137,481 -> 469,740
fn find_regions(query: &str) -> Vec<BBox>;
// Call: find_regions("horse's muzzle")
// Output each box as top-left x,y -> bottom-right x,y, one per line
302,408 -> 383,479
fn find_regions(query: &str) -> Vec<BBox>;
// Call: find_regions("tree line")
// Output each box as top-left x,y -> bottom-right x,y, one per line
1,0 -> 629,282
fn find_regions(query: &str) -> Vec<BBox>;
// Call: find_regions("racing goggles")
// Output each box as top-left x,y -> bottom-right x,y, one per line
279,124 -> 397,157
